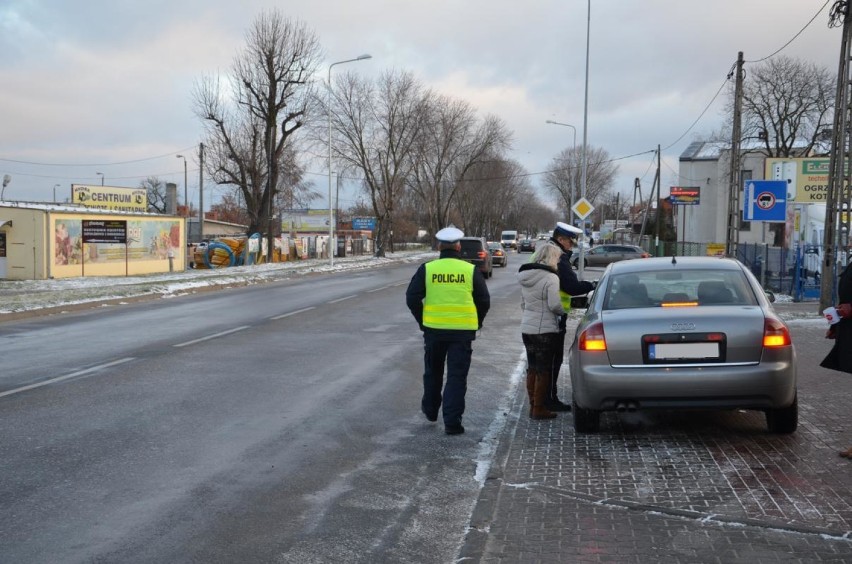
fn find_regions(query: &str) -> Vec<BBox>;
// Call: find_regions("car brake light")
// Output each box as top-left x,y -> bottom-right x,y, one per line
661,301 -> 698,308
579,322 -> 607,351
478,250 -> 488,259
763,318 -> 791,347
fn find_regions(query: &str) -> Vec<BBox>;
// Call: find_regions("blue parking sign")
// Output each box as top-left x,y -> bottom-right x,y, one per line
743,180 -> 787,223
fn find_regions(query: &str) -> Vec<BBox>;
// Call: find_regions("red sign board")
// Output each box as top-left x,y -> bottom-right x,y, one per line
670,186 -> 700,205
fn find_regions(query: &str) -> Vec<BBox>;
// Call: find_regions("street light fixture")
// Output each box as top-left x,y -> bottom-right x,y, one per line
328,53 -> 371,267
95,172 -> 104,186
1,174 -> 10,200
545,120 -> 578,214
53,183 -> 61,202
176,154 -> 188,216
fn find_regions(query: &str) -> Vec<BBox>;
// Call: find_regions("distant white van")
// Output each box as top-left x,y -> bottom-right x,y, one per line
500,230 -> 519,250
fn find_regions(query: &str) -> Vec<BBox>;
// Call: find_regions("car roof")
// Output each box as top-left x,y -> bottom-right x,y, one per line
608,255 -> 743,274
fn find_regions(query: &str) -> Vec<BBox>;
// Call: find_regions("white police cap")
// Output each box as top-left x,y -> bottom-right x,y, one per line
553,221 -> 583,239
435,226 -> 464,243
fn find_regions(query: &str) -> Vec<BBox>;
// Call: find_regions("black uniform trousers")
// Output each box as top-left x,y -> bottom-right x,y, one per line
421,332 -> 472,427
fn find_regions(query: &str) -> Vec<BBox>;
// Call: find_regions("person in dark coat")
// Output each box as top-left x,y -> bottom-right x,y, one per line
821,260 -> 852,457
406,227 -> 490,435
543,222 -> 596,411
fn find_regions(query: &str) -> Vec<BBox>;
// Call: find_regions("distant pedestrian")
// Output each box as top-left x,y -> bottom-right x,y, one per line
542,222 -> 596,411
821,260 -> 852,458
518,243 -> 565,419
406,227 -> 490,435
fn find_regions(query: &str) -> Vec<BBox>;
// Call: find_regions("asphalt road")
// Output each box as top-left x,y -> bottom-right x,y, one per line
0,260 -> 528,563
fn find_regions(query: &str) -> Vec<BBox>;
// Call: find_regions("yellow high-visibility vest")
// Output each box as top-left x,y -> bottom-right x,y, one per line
559,290 -> 572,312
423,259 -> 478,330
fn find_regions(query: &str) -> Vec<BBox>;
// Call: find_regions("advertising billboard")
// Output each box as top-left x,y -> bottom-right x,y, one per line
281,209 -> 333,232
71,184 -> 148,212
54,216 -> 180,269
764,157 -> 850,203
669,186 -> 700,205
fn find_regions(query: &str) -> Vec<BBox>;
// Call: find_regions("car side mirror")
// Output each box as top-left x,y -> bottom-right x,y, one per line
765,290 -> 776,303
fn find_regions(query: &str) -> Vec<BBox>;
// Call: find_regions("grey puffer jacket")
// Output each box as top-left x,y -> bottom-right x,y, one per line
518,263 -> 565,335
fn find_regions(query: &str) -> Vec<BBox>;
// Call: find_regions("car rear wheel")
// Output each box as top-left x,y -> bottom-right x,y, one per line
766,394 -> 798,434
572,397 -> 600,433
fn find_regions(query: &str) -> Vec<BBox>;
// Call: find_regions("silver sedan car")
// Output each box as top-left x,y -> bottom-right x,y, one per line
568,256 -> 797,434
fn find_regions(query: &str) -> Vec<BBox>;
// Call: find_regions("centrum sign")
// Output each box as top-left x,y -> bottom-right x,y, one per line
72,184 -> 148,212
764,158 -> 849,203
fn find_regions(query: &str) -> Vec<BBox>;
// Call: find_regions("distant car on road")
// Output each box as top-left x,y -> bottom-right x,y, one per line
518,239 -> 536,253
568,256 -> 797,434
459,237 -> 493,278
570,244 -> 649,268
488,241 -> 508,267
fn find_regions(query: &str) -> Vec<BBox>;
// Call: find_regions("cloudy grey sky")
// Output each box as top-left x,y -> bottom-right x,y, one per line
0,0 -> 840,213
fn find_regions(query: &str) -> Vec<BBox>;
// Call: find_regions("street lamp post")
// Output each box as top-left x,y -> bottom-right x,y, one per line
53,183 -> 61,202
545,120 -> 577,214
176,154 -> 188,216
96,172 -> 104,186
328,54 -> 371,267
578,0 -> 591,281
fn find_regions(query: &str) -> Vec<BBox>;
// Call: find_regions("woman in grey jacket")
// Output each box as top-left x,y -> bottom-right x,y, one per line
518,244 -> 565,419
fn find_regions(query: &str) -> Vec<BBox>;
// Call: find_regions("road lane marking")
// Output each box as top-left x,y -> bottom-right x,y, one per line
173,326 -> 250,348
270,306 -> 315,320
0,357 -> 135,399
367,285 -> 392,293
328,295 -> 357,304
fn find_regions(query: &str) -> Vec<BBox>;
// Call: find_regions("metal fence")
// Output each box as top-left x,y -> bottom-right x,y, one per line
632,237 -> 847,302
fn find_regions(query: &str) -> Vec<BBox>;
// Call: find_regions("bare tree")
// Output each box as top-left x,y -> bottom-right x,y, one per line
454,157 -> 546,240
408,94 -> 512,244
140,176 -> 168,214
736,55 -> 835,157
325,70 -> 427,256
544,145 -> 619,212
193,11 -> 322,252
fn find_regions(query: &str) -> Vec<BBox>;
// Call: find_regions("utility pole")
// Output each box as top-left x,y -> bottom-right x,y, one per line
820,2 -> 852,312
725,51 -> 745,258
198,143 -> 204,244
654,144 -> 662,255
267,124 -> 277,263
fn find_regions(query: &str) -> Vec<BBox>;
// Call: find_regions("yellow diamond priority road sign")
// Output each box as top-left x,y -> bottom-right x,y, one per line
572,197 -> 594,220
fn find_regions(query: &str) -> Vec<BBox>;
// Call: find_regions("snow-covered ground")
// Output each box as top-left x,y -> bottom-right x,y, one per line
0,250 -> 823,324
0,250 -> 436,315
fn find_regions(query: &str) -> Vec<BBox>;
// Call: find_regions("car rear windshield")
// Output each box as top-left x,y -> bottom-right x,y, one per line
459,240 -> 484,254
603,269 -> 758,310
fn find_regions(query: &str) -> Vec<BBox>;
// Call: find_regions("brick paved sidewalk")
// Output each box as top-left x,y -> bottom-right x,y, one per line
459,308 -> 852,563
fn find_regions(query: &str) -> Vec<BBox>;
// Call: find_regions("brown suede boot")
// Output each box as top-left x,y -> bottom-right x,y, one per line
526,370 -> 536,418
531,371 -> 557,420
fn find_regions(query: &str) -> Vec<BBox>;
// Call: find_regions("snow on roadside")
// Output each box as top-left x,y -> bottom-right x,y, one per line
0,250 -> 436,315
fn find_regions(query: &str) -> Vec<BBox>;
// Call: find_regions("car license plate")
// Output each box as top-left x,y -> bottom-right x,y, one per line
649,342 -> 719,360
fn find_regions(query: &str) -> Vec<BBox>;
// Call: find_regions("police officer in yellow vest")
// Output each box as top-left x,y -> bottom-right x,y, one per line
545,221 -> 595,411
406,227 -> 490,435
